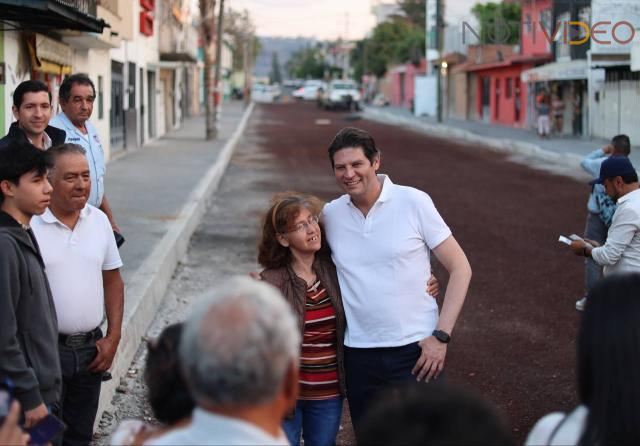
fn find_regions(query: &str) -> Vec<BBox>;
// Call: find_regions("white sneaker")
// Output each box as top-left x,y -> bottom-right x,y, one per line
576,297 -> 587,311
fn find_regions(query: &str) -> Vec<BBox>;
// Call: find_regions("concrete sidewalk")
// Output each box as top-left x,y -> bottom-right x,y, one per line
364,105 -> 640,177
96,100 -> 254,422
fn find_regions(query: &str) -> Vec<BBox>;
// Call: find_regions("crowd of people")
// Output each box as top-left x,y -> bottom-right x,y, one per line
0,77 -> 123,446
1,73 -> 640,446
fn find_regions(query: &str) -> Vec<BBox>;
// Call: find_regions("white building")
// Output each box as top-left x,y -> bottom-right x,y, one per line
588,0 -> 640,142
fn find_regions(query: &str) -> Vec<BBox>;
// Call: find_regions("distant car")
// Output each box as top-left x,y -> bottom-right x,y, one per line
323,80 -> 361,111
252,84 -> 281,103
293,80 -> 326,101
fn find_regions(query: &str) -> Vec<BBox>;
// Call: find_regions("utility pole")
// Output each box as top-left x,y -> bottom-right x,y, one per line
211,0 -> 225,139
200,0 -> 216,140
436,0 -> 442,123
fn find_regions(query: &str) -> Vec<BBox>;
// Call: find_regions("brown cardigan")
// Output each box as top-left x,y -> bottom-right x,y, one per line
260,255 -> 347,396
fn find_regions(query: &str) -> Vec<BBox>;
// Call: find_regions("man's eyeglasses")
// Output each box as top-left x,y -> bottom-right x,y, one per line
286,215 -> 319,234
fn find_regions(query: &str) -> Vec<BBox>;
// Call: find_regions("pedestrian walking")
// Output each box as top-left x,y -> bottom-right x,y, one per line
49,74 -> 119,232
0,143 -> 61,429
536,90 -> 551,138
576,135 -> 631,311
31,144 -> 124,446
526,273 -> 640,445
570,156 -> 640,275
0,80 -> 65,151
322,127 -> 472,436
147,277 -> 299,445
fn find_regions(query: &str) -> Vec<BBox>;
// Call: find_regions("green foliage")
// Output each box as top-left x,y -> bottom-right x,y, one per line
396,0 -> 426,30
352,17 -> 425,80
269,52 -> 282,84
471,1 -> 521,44
224,8 -> 261,71
286,45 -> 329,80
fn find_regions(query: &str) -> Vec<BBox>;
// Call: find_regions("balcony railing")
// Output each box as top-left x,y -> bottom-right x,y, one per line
52,0 -> 97,17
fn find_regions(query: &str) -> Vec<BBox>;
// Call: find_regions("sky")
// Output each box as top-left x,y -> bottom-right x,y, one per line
230,0 -> 480,40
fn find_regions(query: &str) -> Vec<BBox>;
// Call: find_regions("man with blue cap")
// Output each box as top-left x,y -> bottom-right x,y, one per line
570,156 -> 640,277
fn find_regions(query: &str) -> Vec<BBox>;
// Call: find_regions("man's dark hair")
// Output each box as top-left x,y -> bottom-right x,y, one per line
620,171 -> 638,184
358,383 -> 514,446
0,143 -> 52,205
12,80 -> 51,108
611,134 -> 631,156
59,73 -> 96,103
578,273 -> 640,445
144,323 -> 195,425
328,127 -> 380,168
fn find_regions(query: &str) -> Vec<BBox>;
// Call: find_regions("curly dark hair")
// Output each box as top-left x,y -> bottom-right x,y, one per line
258,192 -> 328,269
144,323 -> 195,425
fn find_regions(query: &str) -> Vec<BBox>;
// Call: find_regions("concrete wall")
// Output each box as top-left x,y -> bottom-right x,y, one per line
521,0 -> 553,57
2,32 -> 30,133
110,0 -> 162,145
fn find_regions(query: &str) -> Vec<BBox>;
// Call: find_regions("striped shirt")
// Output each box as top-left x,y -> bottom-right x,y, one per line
299,280 -> 340,400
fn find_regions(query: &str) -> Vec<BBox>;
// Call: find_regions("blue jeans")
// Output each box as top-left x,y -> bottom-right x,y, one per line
283,397 -> 343,446
58,332 -> 103,446
584,212 -> 607,294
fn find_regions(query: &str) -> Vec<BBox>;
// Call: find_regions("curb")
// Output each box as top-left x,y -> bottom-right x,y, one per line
96,102 -> 255,424
362,107 -> 585,174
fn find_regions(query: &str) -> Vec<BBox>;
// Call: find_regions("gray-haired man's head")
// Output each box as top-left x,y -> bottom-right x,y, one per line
180,276 -> 301,407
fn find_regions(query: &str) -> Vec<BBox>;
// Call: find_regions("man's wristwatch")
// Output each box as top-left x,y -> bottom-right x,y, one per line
432,329 -> 451,344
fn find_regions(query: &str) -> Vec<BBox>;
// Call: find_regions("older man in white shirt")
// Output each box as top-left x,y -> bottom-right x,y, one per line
147,277 -> 298,446
571,156 -> 640,275
31,143 -> 124,446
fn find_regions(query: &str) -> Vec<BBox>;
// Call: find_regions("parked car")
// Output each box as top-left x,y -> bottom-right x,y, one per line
323,80 -> 361,111
292,80 -> 326,101
252,83 -> 281,103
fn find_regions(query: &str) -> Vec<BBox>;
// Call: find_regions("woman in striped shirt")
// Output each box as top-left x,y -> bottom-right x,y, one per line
259,192 -> 346,446
258,192 -> 439,446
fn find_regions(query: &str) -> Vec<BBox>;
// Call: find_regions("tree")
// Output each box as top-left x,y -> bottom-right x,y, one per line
471,1 -> 521,44
286,45 -> 328,80
270,52 -> 282,84
351,17 -> 425,80
396,0 -> 426,30
199,0 -> 216,139
224,8 -> 261,71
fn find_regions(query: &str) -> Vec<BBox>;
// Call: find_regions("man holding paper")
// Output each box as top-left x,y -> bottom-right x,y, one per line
570,157 -> 640,276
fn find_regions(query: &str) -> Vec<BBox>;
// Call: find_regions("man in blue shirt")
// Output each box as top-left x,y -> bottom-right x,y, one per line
50,74 -> 119,232
577,134 -> 630,310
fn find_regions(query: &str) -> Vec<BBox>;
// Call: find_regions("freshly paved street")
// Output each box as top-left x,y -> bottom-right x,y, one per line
96,100 -> 588,444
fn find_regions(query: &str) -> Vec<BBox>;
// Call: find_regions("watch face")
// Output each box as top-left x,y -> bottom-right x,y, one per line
434,330 -> 450,343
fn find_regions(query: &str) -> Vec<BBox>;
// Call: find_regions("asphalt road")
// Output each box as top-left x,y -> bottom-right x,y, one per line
96,101 -> 587,444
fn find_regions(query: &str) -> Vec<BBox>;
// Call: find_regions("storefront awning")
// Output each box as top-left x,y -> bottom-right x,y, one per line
521,60 -> 588,83
0,0 -> 108,33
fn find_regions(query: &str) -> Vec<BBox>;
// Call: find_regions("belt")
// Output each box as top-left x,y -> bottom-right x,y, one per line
59,327 -> 101,348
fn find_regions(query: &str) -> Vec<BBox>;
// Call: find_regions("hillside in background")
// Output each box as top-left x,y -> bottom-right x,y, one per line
254,36 -> 318,80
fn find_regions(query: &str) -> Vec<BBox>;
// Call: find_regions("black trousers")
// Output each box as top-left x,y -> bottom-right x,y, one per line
345,342 -> 443,440
58,331 -> 103,446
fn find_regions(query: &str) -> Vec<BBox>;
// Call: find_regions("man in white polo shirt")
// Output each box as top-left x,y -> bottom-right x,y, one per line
50,73 -> 119,233
322,127 -> 472,435
31,144 -> 124,446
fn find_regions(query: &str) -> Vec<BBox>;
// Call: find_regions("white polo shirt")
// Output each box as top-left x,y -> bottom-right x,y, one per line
31,205 -> 123,334
323,175 -> 451,348
50,112 -> 106,207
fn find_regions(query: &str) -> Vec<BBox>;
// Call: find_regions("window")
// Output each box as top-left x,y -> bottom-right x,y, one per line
506,78 -> 513,98
98,76 -> 104,120
524,13 -> 532,34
